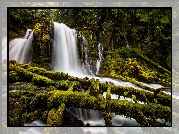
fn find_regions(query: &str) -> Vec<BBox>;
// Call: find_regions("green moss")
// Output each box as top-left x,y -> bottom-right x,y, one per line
106,86 -> 111,100
9,111 -> 24,126
46,103 -> 66,126
9,60 -> 19,66
100,48 -> 171,87
8,60 -> 172,126
102,110 -> 112,126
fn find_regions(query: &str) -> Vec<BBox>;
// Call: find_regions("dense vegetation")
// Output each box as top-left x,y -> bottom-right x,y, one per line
8,60 -> 172,127
6,7 -> 176,128
9,8 -> 171,68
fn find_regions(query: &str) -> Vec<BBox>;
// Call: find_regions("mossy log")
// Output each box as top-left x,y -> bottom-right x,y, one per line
9,60 -> 171,126
103,86 -> 112,126
46,103 -> 66,126
9,87 -> 171,126
9,60 -> 171,107
100,73 -> 171,94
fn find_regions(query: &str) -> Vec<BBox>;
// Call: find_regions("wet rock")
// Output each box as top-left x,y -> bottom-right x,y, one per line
85,123 -> 90,126
62,108 -> 85,126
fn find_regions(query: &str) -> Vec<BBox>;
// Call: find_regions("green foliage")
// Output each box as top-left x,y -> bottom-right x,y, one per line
5,4 -> 175,129
100,48 -> 171,87
9,9 -> 35,39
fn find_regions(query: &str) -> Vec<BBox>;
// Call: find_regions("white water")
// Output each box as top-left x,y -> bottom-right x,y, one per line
5,22 -> 176,133
8,29 -> 33,64
52,22 -> 148,126
81,36 -> 94,75
52,22 -> 83,75
96,42 -> 103,75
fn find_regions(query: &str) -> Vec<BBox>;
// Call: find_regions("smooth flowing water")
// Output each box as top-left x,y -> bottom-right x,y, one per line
96,42 -> 103,75
52,22 -> 83,75
51,22 -> 156,126
81,36 -> 94,75
5,22 -> 177,133
8,29 -> 33,64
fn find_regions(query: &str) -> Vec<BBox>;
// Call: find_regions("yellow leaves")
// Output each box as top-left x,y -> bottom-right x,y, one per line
34,23 -> 42,35
130,66 -> 134,70
42,33 -> 49,42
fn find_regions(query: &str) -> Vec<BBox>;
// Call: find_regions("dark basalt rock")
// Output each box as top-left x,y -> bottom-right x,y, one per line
62,108 -> 85,126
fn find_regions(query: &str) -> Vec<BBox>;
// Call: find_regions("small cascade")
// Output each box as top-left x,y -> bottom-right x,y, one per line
24,29 -> 32,39
73,108 -> 103,121
9,29 -> 33,64
81,36 -> 94,76
52,22 -> 103,125
69,107 -> 104,126
19,30 -> 33,63
96,42 -> 103,75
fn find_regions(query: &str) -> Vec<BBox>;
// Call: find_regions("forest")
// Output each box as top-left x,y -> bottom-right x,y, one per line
3,7 -> 178,130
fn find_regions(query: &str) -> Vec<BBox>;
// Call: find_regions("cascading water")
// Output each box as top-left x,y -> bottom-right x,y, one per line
52,22 -> 103,125
50,22 -> 173,127
52,22 -> 141,126
8,29 -> 33,64
81,36 -> 94,76
96,42 -> 103,75
19,30 -> 33,63
52,22 -> 83,76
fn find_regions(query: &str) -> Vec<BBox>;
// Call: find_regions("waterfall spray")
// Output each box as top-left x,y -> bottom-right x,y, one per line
19,30 -> 33,63
51,22 -> 171,127
8,29 -> 33,64
81,36 -> 94,75
52,22 -> 104,125
96,43 -> 103,75
52,22 -> 83,76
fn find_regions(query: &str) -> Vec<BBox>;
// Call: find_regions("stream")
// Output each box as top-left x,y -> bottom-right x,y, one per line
5,22 -> 178,133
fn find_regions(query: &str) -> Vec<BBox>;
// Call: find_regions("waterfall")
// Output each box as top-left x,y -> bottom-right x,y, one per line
19,30 -> 33,63
24,29 -> 32,39
52,22 -> 104,125
52,22 -> 83,76
51,22 -> 141,126
8,29 -> 33,64
50,22 -> 172,126
96,43 -> 103,75
81,36 -> 94,76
